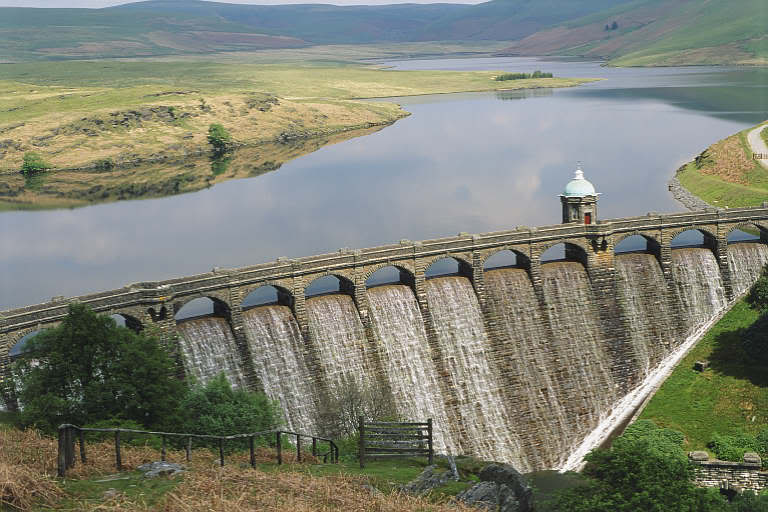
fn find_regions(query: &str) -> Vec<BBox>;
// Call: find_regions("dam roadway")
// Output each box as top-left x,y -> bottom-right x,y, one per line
4,205 -> 768,471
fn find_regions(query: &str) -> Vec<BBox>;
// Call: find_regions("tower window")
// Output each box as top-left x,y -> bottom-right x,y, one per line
585,212 -> 592,225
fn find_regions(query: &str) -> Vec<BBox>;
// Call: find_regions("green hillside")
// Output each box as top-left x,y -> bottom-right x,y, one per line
500,0 -> 768,66
0,0 -> 633,61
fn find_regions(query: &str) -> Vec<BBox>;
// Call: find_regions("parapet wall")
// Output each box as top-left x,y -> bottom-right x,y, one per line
690,452 -> 768,492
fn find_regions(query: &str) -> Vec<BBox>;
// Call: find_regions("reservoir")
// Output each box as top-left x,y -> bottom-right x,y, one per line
1,57 -> 767,310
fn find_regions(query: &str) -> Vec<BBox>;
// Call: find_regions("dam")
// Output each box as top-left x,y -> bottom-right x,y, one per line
3,169 -> 768,472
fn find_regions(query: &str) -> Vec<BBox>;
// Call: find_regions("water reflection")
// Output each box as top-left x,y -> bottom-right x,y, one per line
1,57 -> 766,310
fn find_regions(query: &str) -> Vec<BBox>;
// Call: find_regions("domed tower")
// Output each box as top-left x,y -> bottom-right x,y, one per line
560,164 -> 599,225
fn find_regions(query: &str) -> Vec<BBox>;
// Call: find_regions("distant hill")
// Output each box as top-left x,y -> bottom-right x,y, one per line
0,0 -> 634,61
499,0 -> 768,66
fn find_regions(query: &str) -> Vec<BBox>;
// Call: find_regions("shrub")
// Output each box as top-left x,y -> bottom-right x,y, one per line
207,123 -> 232,153
20,152 -> 51,175
315,378 -> 398,439
178,374 -> 281,451
93,158 -> 115,171
495,71 -> 553,81
747,265 -> 768,312
82,418 -> 162,448
708,432 -> 760,461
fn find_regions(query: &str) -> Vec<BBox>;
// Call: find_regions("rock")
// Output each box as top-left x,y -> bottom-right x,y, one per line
694,360 -> 709,371
137,461 -> 185,479
456,463 -> 533,512
689,451 -> 709,461
361,483 -> 382,496
102,488 -> 120,500
744,452 -> 762,465
402,465 -> 452,495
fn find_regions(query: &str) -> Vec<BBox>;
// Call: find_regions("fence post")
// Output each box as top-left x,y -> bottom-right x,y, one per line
276,431 -> 282,465
161,435 -> 166,462
186,437 -> 192,462
65,426 -> 75,470
249,436 -> 255,468
358,416 -> 365,469
312,437 -> 317,457
218,438 -> 224,467
114,430 -> 122,471
296,434 -> 301,463
427,418 -> 434,466
78,429 -> 86,464
57,425 -> 67,477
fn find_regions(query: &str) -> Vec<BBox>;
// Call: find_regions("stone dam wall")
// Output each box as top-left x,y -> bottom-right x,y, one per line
4,207 -> 768,472
690,452 -> 768,493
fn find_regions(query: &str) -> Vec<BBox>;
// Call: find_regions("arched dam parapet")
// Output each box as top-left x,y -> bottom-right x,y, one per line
4,206 -> 768,469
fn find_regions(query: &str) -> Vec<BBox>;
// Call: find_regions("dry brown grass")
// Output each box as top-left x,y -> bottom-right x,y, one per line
696,132 -> 757,185
1,427 -> 469,512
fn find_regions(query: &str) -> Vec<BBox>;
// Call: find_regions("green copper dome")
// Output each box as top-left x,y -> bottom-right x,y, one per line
562,166 -> 597,197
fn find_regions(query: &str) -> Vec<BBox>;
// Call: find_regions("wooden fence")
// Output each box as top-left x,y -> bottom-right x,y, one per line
358,418 -> 433,468
57,424 -> 338,477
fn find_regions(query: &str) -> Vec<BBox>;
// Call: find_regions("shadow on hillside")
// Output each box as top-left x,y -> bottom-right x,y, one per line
707,315 -> 768,388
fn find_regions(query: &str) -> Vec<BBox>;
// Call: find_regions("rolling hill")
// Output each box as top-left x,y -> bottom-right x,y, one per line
0,0 -> 634,61
499,0 -> 768,66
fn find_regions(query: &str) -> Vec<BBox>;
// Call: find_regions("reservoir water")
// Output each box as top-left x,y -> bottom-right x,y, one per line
1,57 -> 767,310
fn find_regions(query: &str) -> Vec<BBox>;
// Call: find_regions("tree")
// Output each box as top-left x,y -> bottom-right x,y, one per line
20,152 -> 51,175
552,421 -> 728,512
207,123 -> 232,154
178,374 -> 281,446
13,303 -> 186,433
315,378 -> 398,439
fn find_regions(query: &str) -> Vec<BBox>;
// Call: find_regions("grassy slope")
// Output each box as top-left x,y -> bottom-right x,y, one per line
676,122 -> 768,208
500,0 -> 768,66
639,300 -> 768,452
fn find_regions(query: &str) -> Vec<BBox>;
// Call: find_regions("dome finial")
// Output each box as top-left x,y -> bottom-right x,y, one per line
574,161 -> 584,180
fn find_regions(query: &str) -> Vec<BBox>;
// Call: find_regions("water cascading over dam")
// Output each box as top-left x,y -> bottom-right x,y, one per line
167,241 -> 768,473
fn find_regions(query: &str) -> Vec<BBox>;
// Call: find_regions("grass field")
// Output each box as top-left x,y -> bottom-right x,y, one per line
676,122 -> 768,208
639,300 -> 768,453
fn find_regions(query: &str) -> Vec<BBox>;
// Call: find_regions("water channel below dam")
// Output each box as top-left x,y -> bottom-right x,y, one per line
175,242 -> 768,472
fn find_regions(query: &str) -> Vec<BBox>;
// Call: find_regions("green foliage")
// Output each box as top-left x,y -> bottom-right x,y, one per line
20,151 -> 51,175
316,378 -> 398,439
747,265 -> 768,312
13,303 -> 186,433
210,155 -> 231,176
178,374 -> 281,449
82,418 -> 162,448
762,126 -> 768,146
495,70 -> 554,81
708,432 -> 760,462
730,491 -> 768,511
93,158 -> 115,171
552,421 -> 728,512
207,123 -> 232,153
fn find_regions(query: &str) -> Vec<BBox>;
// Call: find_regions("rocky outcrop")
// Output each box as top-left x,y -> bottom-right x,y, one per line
456,463 -> 533,512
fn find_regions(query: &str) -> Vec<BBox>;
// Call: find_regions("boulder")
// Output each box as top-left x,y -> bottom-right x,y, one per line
137,461 -> 185,479
403,465 -> 453,495
456,463 -> 533,512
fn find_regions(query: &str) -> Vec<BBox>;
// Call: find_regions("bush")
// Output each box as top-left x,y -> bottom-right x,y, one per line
82,418 -> 162,448
178,374 -> 281,451
207,123 -> 232,153
708,432 -> 760,462
20,152 -> 51,175
747,265 -> 768,312
315,378 -> 398,439
93,158 -> 115,171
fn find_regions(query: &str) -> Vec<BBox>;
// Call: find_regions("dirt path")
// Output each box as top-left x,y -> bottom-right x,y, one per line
747,123 -> 768,171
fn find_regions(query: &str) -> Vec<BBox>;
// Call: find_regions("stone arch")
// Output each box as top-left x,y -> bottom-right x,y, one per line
482,248 -> 531,271
174,295 -> 232,321
241,283 -> 295,310
364,264 -> 416,289
614,232 -> 662,263
423,255 -> 473,279
539,240 -> 590,267
6,327 -> 50,360
726,222 -> 767,244
304,273 -> 355,298
110,312 -> 143,333
668,227 -> 718,253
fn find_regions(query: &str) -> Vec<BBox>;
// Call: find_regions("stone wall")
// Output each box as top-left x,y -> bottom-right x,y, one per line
690,452 -> 768,493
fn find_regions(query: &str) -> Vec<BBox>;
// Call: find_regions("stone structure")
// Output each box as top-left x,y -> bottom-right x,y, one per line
560,164 -> 599,225
689,451 -> 768,493
4,183 -> 768,471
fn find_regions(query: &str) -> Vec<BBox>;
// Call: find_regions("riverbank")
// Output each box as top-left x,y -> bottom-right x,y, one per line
0,59 -> 595,177
672,121 -> 768,210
